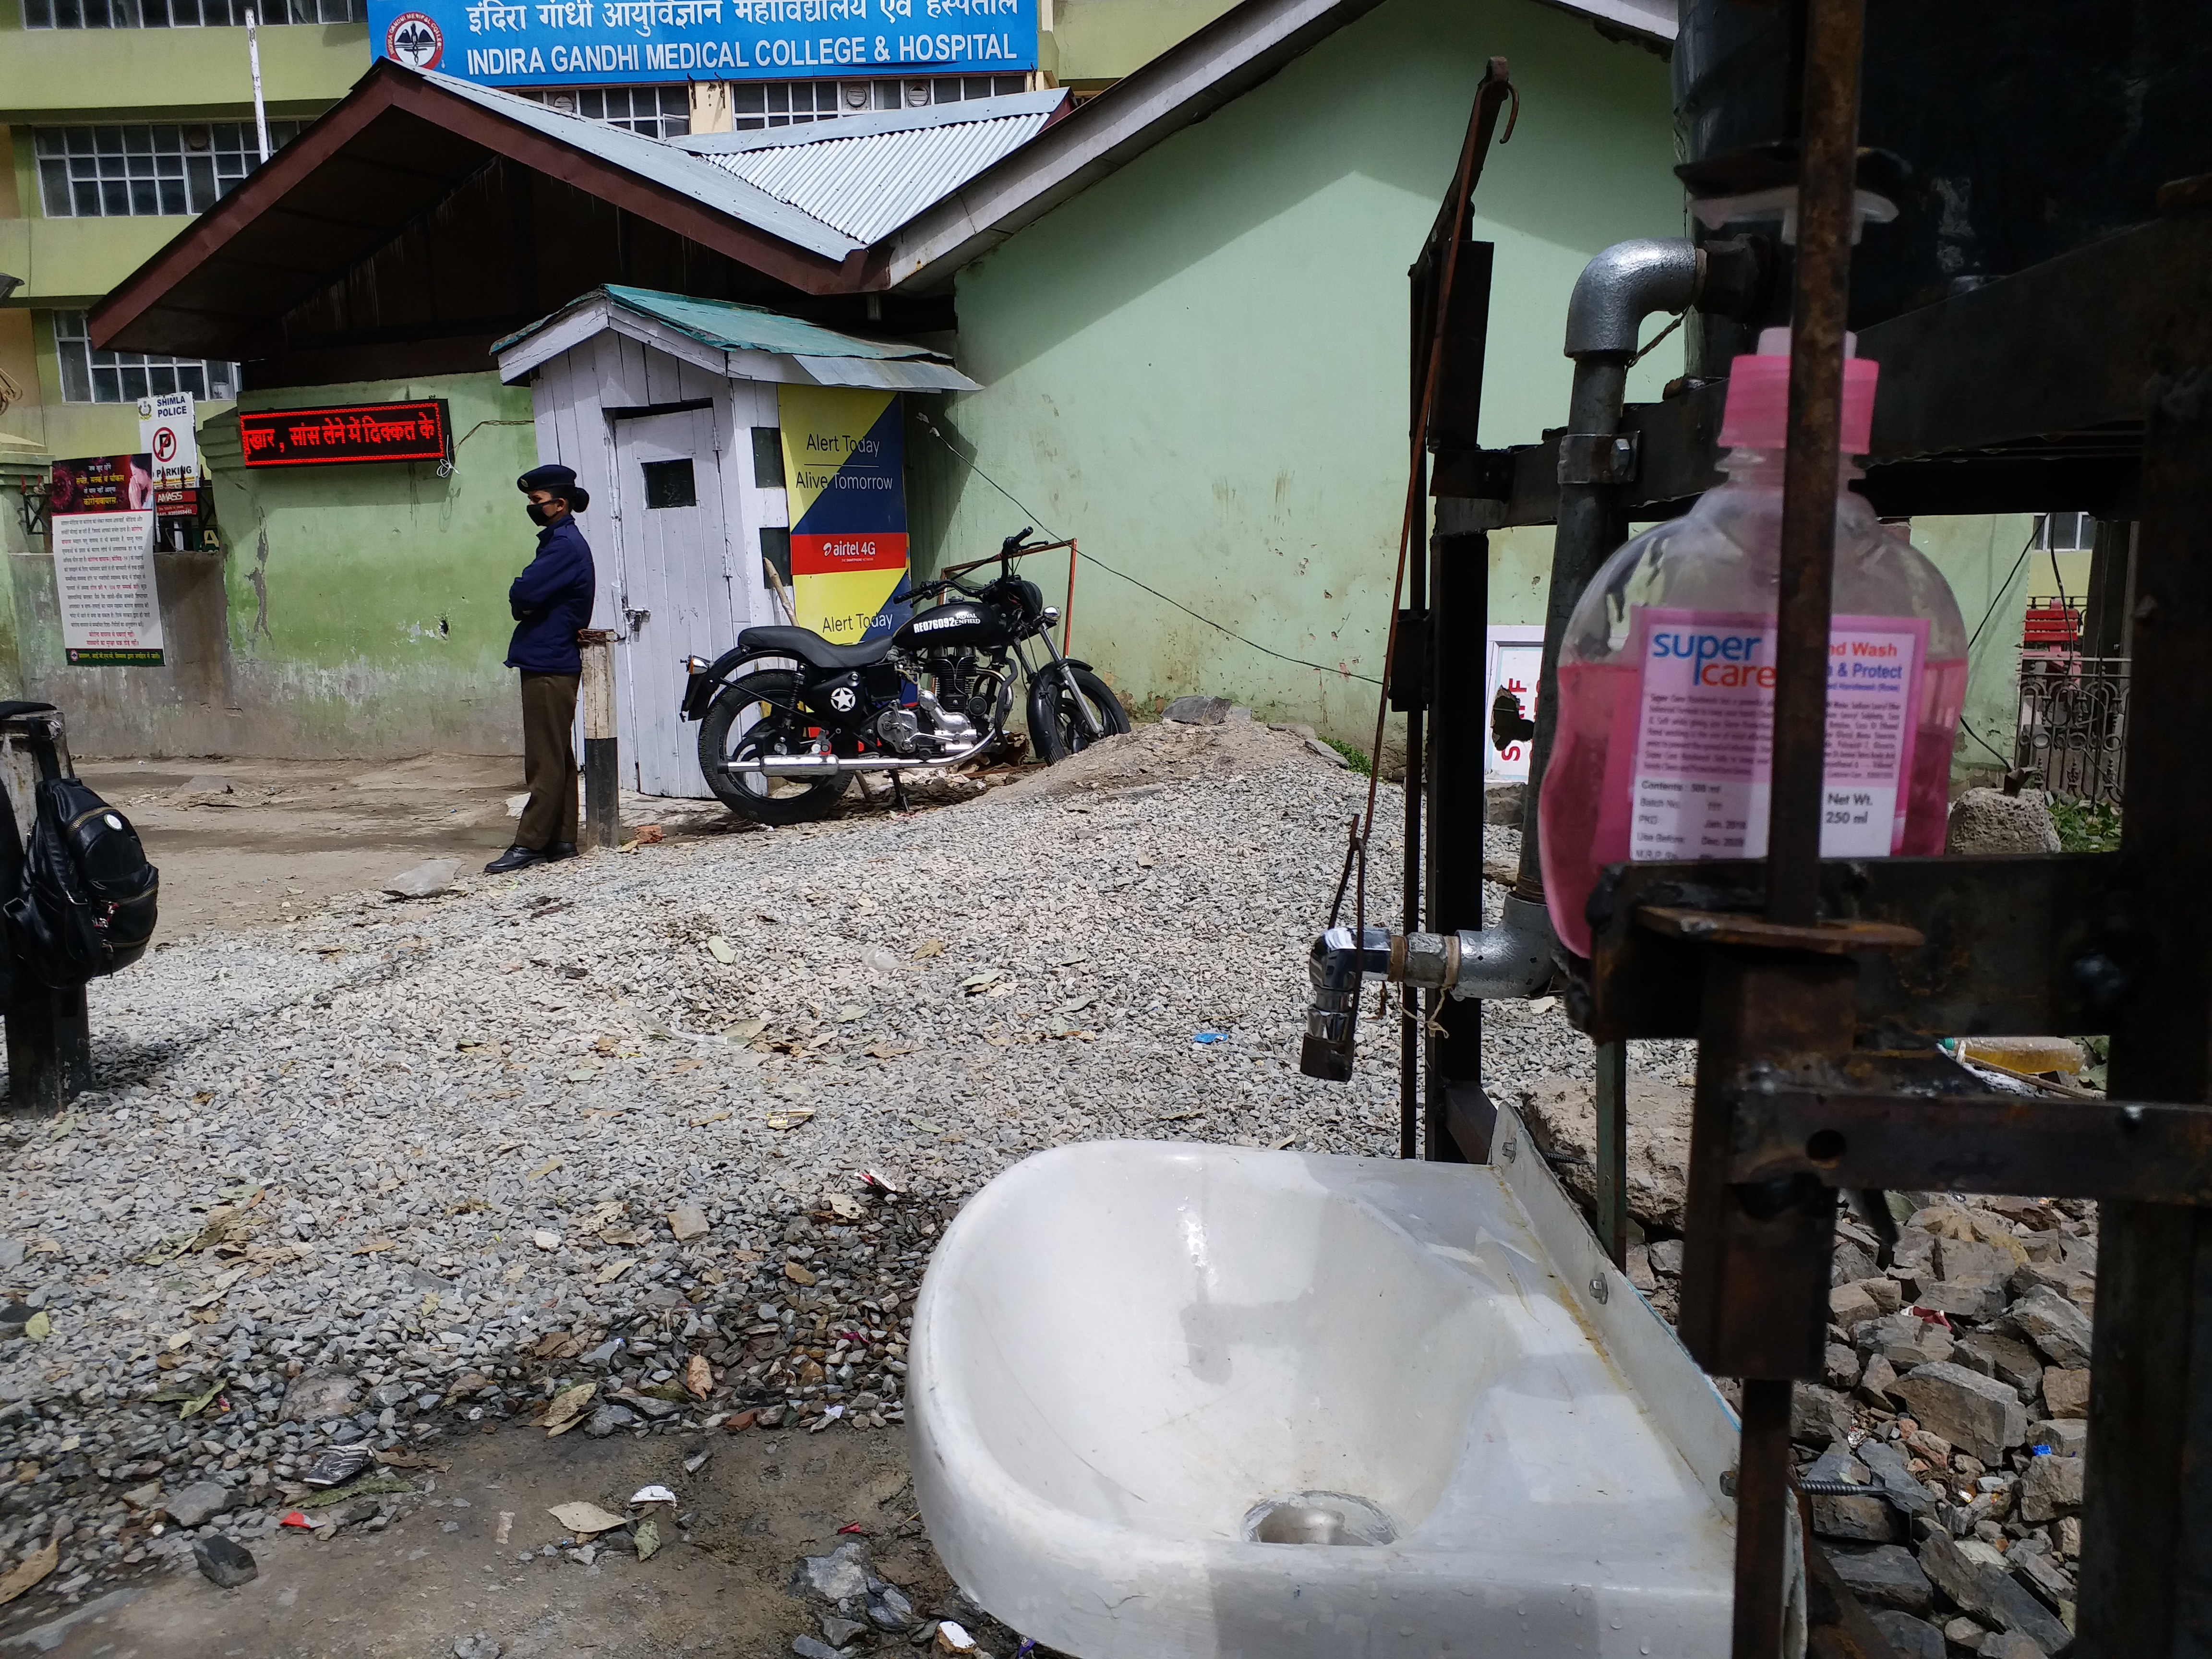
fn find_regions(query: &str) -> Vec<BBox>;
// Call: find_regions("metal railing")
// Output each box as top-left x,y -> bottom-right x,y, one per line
2016,654 -> 2129,805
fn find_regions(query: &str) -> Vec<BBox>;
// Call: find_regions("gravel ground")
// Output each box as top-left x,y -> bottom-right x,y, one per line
10,716 -> 1650,1623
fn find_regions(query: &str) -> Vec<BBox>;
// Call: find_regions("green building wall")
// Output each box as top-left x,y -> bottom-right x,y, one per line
918,0 -> 2037,787
911,0 -> 1686,744
11,371 -> 541,758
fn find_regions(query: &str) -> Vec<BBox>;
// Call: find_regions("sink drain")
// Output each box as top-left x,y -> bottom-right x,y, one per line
1242,1491 -> 1396,1546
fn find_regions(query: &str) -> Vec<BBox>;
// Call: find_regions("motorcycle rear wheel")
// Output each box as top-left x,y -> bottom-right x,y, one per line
1027,664 -> 1130,763
698,669 -> 851,825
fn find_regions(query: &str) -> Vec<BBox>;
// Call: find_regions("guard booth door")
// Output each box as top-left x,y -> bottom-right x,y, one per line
609,406 -> 742,797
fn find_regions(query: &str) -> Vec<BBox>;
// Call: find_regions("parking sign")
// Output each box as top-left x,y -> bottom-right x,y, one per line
136,392 -> 198,486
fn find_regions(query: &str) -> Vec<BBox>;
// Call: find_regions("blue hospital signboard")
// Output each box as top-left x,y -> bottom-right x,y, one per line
374,0 -> 1035,84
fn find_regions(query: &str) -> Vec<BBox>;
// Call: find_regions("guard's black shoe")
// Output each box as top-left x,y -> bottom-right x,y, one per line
484,845 -> 546,874
545,842 -> 579,862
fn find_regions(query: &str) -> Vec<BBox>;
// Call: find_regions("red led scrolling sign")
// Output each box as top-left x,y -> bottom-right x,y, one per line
239,399 -> 452,468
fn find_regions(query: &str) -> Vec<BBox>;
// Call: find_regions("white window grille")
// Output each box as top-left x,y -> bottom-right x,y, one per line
531,86 -> 692,138
727,74 -> 1030,129
24,0 -> 359,25
51,312 -> 240,406
530,75 -> 1027,136
35,122 -> 302,217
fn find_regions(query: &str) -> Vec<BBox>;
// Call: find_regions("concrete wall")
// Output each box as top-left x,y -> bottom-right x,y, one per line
913,0 -> 1683,743
1049,0 -> 1243,85
13,370 -> 541,758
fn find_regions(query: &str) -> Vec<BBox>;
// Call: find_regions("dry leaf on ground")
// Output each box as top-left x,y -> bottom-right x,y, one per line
548,1501 -> 625,1537
0,1540 -> 56,1606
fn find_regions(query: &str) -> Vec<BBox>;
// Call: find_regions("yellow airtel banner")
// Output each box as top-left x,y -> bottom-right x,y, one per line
777,384 -> 910,644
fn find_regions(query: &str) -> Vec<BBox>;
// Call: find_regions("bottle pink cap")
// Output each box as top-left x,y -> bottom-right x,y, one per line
1719,326 -> 1879,454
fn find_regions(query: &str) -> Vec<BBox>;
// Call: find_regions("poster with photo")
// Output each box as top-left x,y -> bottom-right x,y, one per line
47,454 -> 154,517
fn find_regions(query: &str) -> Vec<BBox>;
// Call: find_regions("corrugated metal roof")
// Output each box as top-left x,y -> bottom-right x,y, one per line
492,285 -> 981,390
420,73 -> 866,262
691,94 -> 1063,245
594,286 -> 955,361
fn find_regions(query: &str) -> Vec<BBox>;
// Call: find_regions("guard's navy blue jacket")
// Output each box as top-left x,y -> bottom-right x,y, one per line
505,516 -> 596,674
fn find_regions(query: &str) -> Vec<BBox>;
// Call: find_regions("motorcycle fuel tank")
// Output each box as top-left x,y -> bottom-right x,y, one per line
894,601 -> 1010,651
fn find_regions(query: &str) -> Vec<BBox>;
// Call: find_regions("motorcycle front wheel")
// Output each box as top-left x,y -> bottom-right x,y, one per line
698,669 -> 851,825
1026,664 -> 1130,763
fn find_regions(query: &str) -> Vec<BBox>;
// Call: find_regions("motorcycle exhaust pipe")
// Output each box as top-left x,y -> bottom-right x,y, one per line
718,731 -> 998,778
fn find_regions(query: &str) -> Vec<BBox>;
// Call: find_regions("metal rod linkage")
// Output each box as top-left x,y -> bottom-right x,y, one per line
1729,3 -> 1867,1656
1765,0 -> 1866,928
1595,1040 -> 1629,1268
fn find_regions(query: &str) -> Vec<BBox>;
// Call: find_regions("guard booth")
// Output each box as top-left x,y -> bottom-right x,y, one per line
493,285 -> 979,797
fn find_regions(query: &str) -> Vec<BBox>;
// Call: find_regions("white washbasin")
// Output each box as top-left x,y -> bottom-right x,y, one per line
910,1109 -> 1776,1658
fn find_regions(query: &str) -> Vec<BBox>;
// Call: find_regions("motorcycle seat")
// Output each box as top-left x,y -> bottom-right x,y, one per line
737,626 -> 894,671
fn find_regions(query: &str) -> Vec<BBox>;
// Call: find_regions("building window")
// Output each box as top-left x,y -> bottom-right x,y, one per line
530,85 -> 691,139
35,122 -> 302,218
528,75 -> 1029,137
640,458 -> 697,510
52,312 -> 240,405
2035,511 -> 2095,554
24,0 -> 360,25
750,426 -> 784,487
728,74 -> 1030,130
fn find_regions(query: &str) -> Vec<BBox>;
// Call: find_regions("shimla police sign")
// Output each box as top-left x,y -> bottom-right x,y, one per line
371,0 -> 1036,85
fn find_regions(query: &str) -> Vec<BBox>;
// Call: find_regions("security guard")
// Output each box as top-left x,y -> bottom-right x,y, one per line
486,463 -> 597,874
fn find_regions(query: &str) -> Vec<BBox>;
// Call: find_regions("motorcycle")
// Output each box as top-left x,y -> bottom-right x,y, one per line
679,529 -> 1130,824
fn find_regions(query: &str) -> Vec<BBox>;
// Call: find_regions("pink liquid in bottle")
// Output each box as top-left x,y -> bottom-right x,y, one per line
1537,334 -> 1970,958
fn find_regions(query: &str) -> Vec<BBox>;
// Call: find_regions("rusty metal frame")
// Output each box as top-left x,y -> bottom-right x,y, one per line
1396,2 -> 2212,1650
1446,206 -> 2212,530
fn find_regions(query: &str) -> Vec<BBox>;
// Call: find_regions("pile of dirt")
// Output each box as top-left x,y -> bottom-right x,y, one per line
990,718 -> 1346,802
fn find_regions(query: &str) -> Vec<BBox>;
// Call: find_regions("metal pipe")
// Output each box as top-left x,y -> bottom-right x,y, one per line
1562,239 -> 1707,358
1515,238 -> 1706,904
717,729 -> 997,777
1298,237 -> 1754,1081
245,8 -> 271,165
1317,893 -> 1558,1006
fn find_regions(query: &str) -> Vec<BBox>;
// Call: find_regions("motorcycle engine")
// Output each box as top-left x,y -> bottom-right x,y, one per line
876,708 -> 921,755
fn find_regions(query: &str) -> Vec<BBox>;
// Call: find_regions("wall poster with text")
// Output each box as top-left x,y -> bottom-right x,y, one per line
48,457 -> 166,668
776,385 -> 909,647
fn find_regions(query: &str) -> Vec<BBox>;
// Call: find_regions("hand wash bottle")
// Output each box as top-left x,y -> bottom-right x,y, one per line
1537,328 -> 1968,958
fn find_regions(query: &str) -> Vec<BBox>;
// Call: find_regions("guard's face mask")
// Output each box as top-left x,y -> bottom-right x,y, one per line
527,501 -> 557,526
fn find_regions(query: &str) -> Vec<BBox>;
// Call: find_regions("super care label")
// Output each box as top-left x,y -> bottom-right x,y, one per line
1626,608 -> 1926,862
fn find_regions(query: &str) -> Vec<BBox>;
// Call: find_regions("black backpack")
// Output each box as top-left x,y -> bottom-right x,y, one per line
0,709 -> 159,988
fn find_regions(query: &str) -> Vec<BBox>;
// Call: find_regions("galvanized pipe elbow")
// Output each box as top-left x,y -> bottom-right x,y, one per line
1447,894 -> 1560,1000
1562,239 -> 1705,360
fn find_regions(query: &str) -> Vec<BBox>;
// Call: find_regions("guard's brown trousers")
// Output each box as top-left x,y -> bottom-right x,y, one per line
517,670 -> 580,851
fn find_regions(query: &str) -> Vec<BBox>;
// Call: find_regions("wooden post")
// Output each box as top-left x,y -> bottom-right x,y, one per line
578,628 -> 619,850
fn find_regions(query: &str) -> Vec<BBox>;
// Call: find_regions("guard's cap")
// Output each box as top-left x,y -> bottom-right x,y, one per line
517,463 -> 580,495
